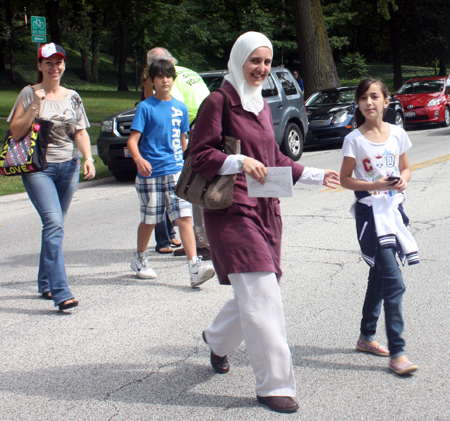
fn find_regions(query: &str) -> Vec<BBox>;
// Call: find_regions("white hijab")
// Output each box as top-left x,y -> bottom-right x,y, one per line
224,31 -> 273,115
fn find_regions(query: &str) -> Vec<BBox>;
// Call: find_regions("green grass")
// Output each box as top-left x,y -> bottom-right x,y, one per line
0,89 -> 139,124
341,64 -> 438,92
0,154 -> 112,196
1,116 -> 101,146
77,91 -> 140,122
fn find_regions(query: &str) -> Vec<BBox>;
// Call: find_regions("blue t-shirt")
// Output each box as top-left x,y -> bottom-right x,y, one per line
131,96 -> 189,178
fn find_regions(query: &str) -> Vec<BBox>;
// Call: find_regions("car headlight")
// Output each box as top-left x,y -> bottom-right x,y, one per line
428,98 -> 442,106
332,110 -> 348,124
101,119 -> 114,132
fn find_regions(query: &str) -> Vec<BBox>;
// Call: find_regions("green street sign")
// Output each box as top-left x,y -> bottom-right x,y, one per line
31,16 -> 46,36
32,35 -> 47,43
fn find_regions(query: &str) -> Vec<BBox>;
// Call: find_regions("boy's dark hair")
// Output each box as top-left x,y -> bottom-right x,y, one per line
148,59 -> 177,81
354,78 -> 389,127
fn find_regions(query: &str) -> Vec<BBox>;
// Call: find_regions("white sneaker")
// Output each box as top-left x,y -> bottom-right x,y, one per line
189,257 -> 215,287
130,255 -> 157,279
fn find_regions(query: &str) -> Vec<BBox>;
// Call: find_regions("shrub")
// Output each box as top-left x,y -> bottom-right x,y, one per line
341,53 -> 368,80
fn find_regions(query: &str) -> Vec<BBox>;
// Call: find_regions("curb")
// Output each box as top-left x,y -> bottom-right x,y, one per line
0,176 -> 117,204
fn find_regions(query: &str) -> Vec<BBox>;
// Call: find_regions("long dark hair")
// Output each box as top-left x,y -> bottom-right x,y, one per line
37,58 -> 44,83
354,78 -> 389,127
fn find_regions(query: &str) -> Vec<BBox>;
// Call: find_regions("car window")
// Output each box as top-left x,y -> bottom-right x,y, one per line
274,72 -> 298,96
200,75 -> 225,92
262,74 -> 278,98
397,80 -> 444,94
339,91 -> 356,104
306,91 -> 353,106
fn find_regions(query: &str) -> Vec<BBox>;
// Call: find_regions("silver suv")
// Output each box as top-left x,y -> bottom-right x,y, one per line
97,68 -> 308,181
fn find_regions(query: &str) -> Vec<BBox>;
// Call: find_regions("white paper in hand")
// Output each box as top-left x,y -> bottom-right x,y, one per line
245,167 -> 294,198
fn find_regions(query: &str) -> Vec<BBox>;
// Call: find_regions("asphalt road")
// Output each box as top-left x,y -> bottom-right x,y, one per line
1,124 -> 449,420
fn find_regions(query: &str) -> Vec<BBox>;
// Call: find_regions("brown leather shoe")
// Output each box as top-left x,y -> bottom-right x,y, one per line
202,331 -> 230,374
257,396 -> 299,413
173,247 -> 186,257
197,247 -> 211,261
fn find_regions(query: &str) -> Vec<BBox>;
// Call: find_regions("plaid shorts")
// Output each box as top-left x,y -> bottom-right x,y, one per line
135,172 -> 192,224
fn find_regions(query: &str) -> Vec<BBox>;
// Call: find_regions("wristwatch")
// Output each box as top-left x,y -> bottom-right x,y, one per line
237,156 -> 245,171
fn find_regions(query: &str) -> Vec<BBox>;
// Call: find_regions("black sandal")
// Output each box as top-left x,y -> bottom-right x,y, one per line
41,291 -> 52,300
58,299 -> 79,311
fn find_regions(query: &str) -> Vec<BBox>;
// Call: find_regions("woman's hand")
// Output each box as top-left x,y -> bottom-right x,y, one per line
83,159 -> 96,180
33,88 -> 46,107
323,169 -> 340,189
242,157 -> 267,184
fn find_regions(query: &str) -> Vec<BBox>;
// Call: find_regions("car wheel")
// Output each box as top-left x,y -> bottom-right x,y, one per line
351,118 -> 357,130
112,169 -> 137,182
441,106 -> 450,127
281,122 -> 303,161
394,111 -> 404,128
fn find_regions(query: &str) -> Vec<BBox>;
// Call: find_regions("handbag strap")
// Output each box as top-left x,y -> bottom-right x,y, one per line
30,86 -> 40,122
216,88 -> 231,145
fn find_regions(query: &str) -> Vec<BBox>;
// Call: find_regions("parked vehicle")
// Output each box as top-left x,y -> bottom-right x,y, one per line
393,76 -> 450,127
97,68 -> 308,181
305,86 -> 405,146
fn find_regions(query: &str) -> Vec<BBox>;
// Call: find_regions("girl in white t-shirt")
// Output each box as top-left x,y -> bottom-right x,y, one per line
340,78 -> 419,376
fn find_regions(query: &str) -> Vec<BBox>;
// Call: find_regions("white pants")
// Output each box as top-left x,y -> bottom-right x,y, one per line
204,271 -> 296,397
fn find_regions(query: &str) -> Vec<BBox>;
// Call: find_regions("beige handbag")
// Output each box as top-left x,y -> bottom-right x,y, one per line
175,89 -> 241,210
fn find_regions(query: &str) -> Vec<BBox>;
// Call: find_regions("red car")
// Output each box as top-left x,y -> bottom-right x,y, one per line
393,76 -> 450,127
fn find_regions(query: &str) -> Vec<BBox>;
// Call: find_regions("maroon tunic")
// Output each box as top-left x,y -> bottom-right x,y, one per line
190,81 -> 305,284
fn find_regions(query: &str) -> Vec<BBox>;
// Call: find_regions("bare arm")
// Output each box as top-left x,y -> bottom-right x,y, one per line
9,89 -> 44,139
74,128 -> 95,180
181,132 -> 187,152
127,130 -> 152,177
340,155 -> 408,192
394,152 -> 411,192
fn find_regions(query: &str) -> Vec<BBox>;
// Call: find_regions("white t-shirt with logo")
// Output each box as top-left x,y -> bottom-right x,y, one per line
342,123 -> 412,183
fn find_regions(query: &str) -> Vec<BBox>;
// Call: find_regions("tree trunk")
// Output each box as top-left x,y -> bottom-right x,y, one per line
45,0 -> 61,44
388,12 -> 403,90
0,40 -> 6,72
438,59 -> 447,76
91,37 -> 99,83
91,9 -> 100,83
80,48 -> 92,82
9,37 -> 15,85
290,0 -> 340,98
4,0 -> 16,84
117,22 -> 128,91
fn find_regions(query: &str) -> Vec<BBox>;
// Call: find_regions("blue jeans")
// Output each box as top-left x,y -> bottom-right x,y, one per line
360,246 -> 406,358
154,211 -> 176,251
22,158 -> 80,306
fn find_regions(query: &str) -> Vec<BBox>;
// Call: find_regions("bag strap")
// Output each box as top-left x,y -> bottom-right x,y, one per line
216,88 -> 231,143
30,86 -> 40,122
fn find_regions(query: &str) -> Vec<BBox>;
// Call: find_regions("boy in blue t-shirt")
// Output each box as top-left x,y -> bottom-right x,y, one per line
127,59 -> 215,287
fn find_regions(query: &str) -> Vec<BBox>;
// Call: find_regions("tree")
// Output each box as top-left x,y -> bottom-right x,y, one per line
290,0 -> 340,97
44,0 -> 61,44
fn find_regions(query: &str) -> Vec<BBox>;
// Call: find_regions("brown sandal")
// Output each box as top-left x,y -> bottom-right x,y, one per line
171,238 -> 182,247
58,299 -> 79,311
157,246 -> 174,254
41,291 -> 52,300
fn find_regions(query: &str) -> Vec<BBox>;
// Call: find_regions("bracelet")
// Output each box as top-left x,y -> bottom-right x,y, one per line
85,157 -> 95,162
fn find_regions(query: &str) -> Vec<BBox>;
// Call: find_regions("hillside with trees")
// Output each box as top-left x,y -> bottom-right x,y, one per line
1,0 -> 449,93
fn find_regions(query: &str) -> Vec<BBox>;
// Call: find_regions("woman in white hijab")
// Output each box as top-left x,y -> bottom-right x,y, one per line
191,32 -> 339,413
